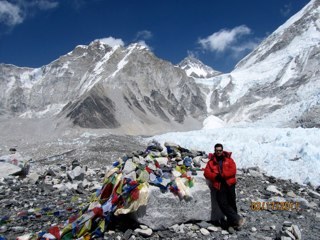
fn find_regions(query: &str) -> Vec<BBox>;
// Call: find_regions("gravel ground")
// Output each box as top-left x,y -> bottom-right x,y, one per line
0,134 -> 319,239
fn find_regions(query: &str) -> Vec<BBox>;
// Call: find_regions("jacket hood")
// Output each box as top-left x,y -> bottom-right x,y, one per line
223,151 -> 232,158
209,151 -> 232,162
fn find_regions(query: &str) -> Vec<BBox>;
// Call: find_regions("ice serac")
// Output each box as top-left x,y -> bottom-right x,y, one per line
178,56 -> 221,78
205,0 -> 320,127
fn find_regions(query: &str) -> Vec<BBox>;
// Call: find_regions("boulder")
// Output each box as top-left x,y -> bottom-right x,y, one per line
67,166 -> 85,181
131,173 -> 223,230
0,162 -> 22,178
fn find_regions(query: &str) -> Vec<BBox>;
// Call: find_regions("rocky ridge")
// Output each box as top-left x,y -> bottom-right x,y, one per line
0,42 -> 207,134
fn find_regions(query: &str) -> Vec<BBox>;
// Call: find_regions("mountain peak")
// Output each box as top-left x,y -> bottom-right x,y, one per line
128,42 -> 149,51
235,0 -> 320,70
178,56 -> 221,78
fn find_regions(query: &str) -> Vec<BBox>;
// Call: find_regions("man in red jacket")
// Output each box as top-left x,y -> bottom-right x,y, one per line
204,143 -> 245,228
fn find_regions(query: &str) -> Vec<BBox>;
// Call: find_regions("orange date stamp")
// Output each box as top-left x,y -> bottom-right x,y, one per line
251,201 -> 300,211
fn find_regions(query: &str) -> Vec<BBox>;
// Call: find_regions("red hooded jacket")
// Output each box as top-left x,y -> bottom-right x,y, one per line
204,151 -> 237,190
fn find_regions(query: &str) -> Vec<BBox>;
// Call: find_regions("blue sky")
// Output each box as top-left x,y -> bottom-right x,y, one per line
0,0 -> 310,73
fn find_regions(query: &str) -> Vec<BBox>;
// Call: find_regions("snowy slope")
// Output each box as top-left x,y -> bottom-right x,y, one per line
201,0 -> 320,128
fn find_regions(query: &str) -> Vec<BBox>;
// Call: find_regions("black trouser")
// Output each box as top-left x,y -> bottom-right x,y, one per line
214,181 -> 240,225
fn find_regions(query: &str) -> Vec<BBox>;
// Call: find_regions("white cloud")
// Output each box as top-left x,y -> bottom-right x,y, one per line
280,3 -> 292,17
199,25 -> 251,52
0,0 -> 58,27
0,1 -> 23,26
187,50 -> 199,59
136,30 -> 153,40
98,37 -> 125,47
69,0 -> 86,10
31,0 -> 59,10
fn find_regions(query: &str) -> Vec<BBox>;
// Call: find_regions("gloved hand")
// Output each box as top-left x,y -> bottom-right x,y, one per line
215,173 -> 223,182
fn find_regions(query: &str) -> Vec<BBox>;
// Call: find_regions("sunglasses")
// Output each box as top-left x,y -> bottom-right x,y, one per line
215,149 -> 223,153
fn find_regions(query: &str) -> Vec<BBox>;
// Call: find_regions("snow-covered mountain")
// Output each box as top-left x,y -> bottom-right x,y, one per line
1,0 -> 320,133
205,0 -> 320,128
0,41 -> 206,134
178,56 -> 221,78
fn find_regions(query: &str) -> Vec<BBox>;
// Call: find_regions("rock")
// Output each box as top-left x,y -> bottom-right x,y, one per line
16,233 -> 33,240
27,172 -> 40,184
262,226 -> 271,231
292,225 -> 302,240
169,224 -> 180,233
281,237 -> 292,240
67,166 -> 85,181
308,201 -> 318,209
46,168 -> 56,176
251,227 -> 257,232
286,191 -> 297,198
262,237 -> 273,240
284,229 -> 296,239
134,228 -> 153,237
290,196 -> 310,208
71,160 -> 80,169
249,169 -> 263,177
132,174 -> 223,229
123,229 -> 133,240
221,230 -> 229,235
11,226 -> 25,233
247,166 -> 260,172
196,221 -> 212,228
192,156 -> 202,167
266,185 -> 283,196
0,225 -> 8,233
156,157 -> 169,166
157,230 -> 173,238
283,221 -> 292,227
237,169 -> 244,175
308,190 -> 320,199
178,224 -> 185,233
139,225 -> 148,230
82,179 -> 89,188
269,196 -> 286,202
200,228 -> 210,236
186,231 -> 197,238
0,162 -> 22,178
228,226 -> 236,234
208,226 -> 220,232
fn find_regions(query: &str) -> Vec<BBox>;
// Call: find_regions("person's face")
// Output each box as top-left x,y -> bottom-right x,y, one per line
215,147 -> 223,156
